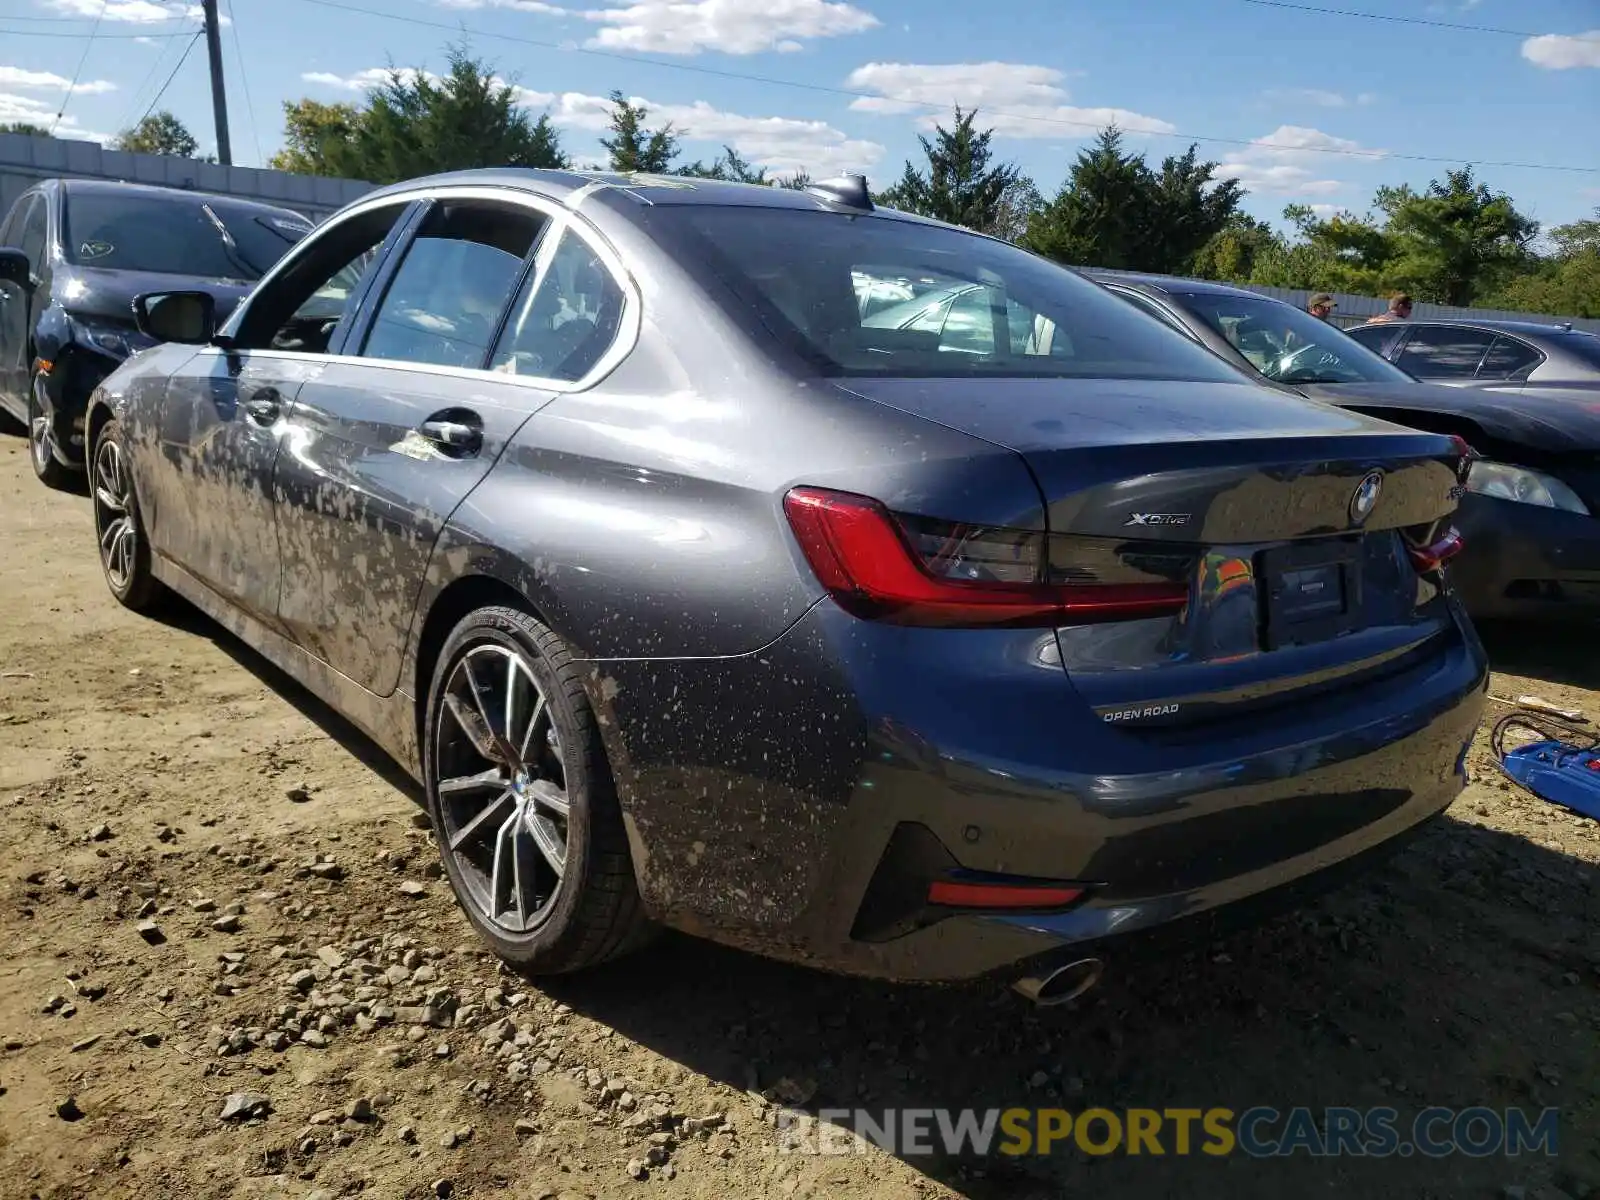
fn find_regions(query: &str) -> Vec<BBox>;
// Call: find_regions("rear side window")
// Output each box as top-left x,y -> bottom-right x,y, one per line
1478,335 -> 1542,380
655,207 -> 1245,383
361,202 -> 547,370
490,230 -> 626,382
1395,326 -> 1495,379
19,195 -> 47,271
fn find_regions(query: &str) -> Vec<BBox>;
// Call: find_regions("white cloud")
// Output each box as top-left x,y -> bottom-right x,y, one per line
302,68 -> 441,91
0,66 -> 117,94
581,0 -> 879,55
1217,124 -> 1386,198
437,0 -> 565,11
845,61 -> 1175,139
45,0 -> 218,23
523,89 -> 884,175
0,91 -> 111,142
1521,32 -> 1600,70
304,70 -> 882,176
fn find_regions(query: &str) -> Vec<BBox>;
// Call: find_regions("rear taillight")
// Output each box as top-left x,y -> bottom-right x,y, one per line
1409,526 -> 1465,573
782,487 -> 1189,628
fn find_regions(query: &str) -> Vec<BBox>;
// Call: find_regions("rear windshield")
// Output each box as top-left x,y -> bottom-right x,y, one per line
1172,291 -> 1415,385
63,189 -> 311,282
656,207 -> 1248,383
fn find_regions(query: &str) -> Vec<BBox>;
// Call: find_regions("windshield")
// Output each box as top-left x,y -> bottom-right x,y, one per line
1175,292 -> 1415,385
655,207 -> 1249,383
62,189 -> 312,282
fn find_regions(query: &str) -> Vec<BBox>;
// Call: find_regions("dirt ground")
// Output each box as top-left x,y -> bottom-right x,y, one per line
0,434 -> 1596,1200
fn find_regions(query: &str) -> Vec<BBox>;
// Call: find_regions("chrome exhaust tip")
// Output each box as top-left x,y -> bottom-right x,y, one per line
1013,957 -> 1104,1007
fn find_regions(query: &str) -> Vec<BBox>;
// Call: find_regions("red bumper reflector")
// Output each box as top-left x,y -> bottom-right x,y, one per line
926,880 -> 1086,909
783,487 -> 1188,628
1408,526 -> 1465,573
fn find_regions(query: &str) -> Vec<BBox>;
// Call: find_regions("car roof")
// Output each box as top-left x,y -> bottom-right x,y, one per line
1390,317 -> 1582,338
353,167 -> 947,225
58,177 -> 308,219
1076,268 -> 1266,299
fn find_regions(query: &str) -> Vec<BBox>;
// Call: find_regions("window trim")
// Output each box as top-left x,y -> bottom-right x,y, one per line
214,183 -> 642,394
1103,284 -> 1201,342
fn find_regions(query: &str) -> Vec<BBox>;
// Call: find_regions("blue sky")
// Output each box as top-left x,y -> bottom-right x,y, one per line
3,0 -> 1598,233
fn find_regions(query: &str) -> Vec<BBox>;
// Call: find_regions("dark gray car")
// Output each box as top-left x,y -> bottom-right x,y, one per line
1345,317 -> 1600,400
84,170 -> 1484,995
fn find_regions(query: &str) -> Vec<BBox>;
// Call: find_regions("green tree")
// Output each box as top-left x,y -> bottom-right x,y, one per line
600,92 -> 679,174
988,176 -> 1042,244
680,145 -> 767,183
0,122 -> 53,137
876,107 -> 1020,236
278,47 -> 568,184
1192,212 -> 1284,282
1374,167 -> 1538,305
1246,204 -> 1395,294
114,111 -> 198,157
1023,127 -> 1244,273
776,170 -> 812,190
268,99 -> 360,175
1486,210 -> 1600,318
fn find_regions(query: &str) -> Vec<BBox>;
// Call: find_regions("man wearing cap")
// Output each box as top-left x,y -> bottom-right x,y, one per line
1307,293 -> 1336,321
1364,292 -> 1413,324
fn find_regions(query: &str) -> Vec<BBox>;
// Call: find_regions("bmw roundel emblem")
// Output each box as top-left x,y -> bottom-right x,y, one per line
1350,471 -> 1384,523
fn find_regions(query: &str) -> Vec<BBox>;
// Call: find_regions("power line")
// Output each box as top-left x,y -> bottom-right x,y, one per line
287,0 -> 1600,175
1240,0 -> 1600,41
51,0 -> 110,135
119,22 -> 196,132
139,29 -> 204,127
224,0 -> 263,165
0,26 -> 192,39
1,11 -> 187,20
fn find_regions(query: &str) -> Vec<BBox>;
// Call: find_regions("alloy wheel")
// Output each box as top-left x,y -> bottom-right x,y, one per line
433,642 -> 569,934
28,377 -> 55,476
92,435 -> 137,591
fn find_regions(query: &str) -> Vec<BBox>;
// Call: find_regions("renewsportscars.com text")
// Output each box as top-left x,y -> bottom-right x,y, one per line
775,1106 -> 1559,1159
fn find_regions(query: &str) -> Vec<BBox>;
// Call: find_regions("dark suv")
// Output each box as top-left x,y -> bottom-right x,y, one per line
0,179 -> 311,486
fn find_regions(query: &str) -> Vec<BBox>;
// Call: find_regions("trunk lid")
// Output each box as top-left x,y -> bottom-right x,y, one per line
839,376 -> 1469,730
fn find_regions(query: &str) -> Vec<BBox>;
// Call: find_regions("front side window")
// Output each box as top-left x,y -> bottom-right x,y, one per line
62,189 -> 309,282
231,203 -> 406,354
489,229 -> 625,382
1346,323 -> 1408,360
1478,335 -> 1542,380
1107,287 -> 1197,339
1395,326 -> 1496,379
363,202 -> 546,370
656,207 -> 1247,382
1174,291 -> 1412,385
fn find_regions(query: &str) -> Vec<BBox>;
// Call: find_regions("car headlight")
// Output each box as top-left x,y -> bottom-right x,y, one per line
67,315 -> 157,360
1466,460 -> 1590,515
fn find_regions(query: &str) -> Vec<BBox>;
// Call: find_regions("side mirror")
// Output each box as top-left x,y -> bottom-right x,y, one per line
134,290 -> 217,344
0,247 -> 30,288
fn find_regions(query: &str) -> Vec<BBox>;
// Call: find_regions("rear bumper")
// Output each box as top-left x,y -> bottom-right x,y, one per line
588,601 -> 1487,984
1450,493 -> 1600,620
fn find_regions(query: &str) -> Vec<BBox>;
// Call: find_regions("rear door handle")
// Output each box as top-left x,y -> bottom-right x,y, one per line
243,387 -> 280,425
418,415 -> 483,456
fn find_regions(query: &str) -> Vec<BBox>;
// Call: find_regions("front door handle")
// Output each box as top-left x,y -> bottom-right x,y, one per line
243,387 -> 280,426
418,415 -> 482,456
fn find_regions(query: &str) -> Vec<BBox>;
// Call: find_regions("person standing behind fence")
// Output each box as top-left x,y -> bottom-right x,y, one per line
1307,293 -> 1336,321
1365,292 -> 1413,324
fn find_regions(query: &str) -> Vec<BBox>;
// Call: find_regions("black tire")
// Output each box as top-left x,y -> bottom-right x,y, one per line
28,372 -> 73,490
90,418 -> 165,612
423,605 -> 648,974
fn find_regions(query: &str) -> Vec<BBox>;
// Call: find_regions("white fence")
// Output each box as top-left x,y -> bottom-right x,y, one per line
0,132 -> 373,224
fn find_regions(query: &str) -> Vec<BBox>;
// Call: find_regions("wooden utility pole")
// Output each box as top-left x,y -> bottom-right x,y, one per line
201,0 -> 232,166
